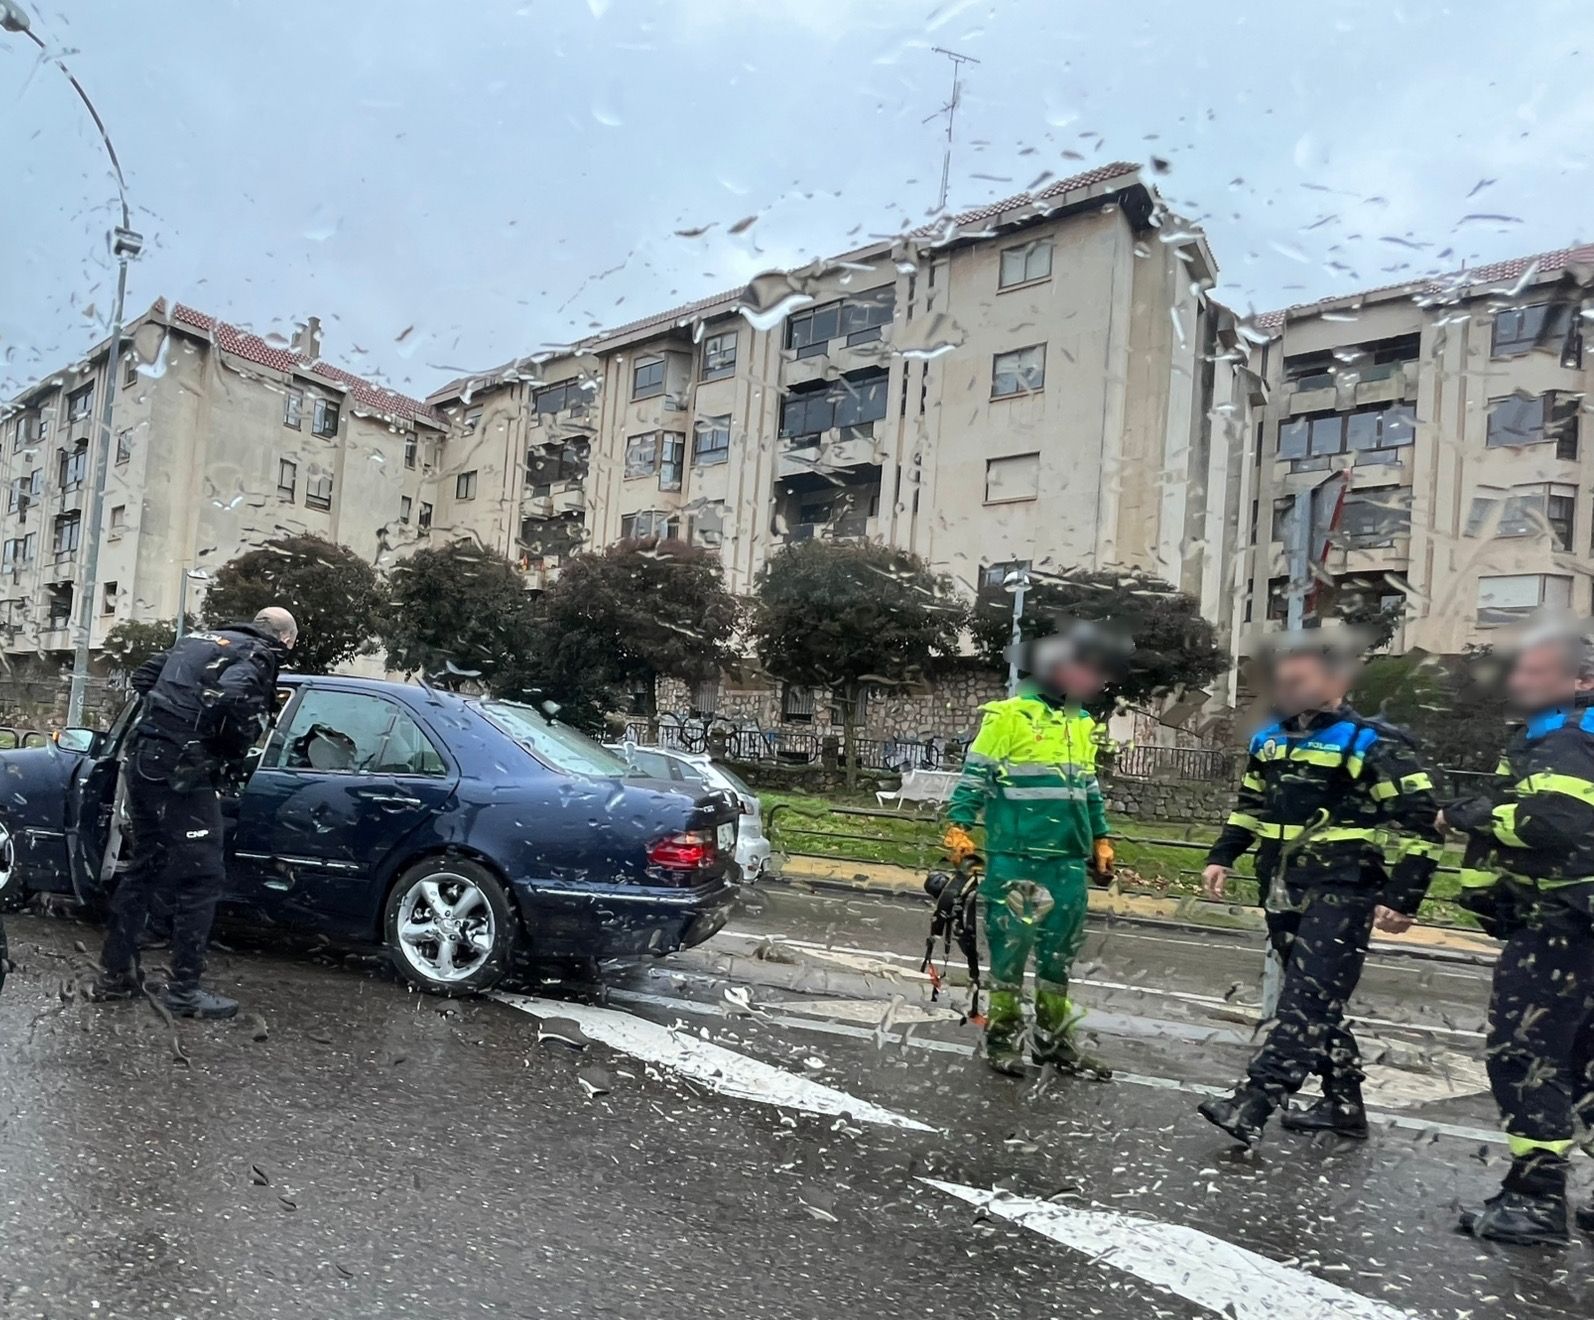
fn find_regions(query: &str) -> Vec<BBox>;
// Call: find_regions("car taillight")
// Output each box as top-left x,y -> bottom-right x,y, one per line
647,828 -> 716,870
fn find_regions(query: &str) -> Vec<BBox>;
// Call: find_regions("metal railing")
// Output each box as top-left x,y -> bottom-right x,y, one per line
1111,743 -> 1239,783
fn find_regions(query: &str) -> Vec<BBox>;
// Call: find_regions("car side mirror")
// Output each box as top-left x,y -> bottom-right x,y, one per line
53,728 -> 99,754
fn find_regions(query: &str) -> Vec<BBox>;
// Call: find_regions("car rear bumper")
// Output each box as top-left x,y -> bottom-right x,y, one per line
510,873 -> 740,959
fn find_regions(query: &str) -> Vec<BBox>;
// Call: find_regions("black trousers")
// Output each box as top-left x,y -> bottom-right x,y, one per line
100,741 -> 226,992
1247,885 -> 1378,1103
1487,916 -> 1594,1185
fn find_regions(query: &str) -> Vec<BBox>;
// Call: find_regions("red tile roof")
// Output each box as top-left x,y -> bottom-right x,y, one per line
429,162 -> 1148,402
158,301 -> 444,427
1253,242 -> 1594,334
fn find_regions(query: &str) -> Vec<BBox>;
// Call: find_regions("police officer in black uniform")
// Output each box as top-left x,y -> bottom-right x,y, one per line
1448,623 -> 1594,1245
93,606 -> 296,1019
1197,628 -> 1443,1146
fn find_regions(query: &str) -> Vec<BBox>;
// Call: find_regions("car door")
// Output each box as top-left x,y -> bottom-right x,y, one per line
62,697 -> 141,902
230,685 -> 458,935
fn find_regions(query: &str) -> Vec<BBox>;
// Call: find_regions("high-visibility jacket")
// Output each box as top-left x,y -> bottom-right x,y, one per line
1206,704 -> 1442,913
1448,703 -> 1594,924
947,688 -> 1109,860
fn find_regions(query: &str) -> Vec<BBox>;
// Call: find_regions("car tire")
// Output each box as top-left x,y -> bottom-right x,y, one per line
383,856 -> 518,997
0,816 -> 23,912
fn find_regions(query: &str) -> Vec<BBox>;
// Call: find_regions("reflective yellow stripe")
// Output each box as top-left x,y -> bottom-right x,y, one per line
1508,1134 -> 1575,1158
1401,772 -> 1434,794
1514,772 -> 1594,806
1369,780 -> 1399,802
1241,772 -> 1264,792
1345,753 -> 1364,778
1395,838 -> 1443,859
1458,867 -> 1498,889
1495,757 -> 1511,777
1226,811 -> 1261,832
1253,744 -> 1346,768
1492,803 -> 1526,849
1253,822 -> 1374,842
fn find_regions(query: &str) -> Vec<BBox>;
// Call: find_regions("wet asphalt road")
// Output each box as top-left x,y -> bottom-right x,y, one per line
0,885 -> 1588,1320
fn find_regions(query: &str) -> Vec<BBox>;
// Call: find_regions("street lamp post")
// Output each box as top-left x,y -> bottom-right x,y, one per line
3,1 -> 144,725
1003,567 -> 1031,697
174,568 -> 210,641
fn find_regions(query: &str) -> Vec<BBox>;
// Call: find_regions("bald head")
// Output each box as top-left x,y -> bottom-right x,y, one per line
253,606 -> 298,649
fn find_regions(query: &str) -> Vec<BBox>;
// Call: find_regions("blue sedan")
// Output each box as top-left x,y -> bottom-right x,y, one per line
0,675 -> 741,994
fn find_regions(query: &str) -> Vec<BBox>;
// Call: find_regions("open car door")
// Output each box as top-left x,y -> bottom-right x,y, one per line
62,697 -> 141,905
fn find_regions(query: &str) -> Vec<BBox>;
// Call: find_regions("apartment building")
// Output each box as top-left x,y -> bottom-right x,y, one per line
429,163 -> 1254,666
0,300 -> 444,668
1242,244 -> 1594,654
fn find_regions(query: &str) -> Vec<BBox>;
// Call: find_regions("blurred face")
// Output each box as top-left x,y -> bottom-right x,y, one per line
1506,641 -> 1584,713
1270,652 -> 1350,717
1045,658 -> 1106,702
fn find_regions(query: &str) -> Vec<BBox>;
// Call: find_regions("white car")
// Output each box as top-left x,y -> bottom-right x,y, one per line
607,743 -> 772,881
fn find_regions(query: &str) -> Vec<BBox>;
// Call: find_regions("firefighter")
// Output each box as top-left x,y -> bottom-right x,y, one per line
943,619 -> 1125,1078
1198,628 -> 1442,1145
1447,623 -> 1594,1245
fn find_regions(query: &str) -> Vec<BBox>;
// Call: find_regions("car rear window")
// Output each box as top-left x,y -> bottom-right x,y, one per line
477,701 -> 632,777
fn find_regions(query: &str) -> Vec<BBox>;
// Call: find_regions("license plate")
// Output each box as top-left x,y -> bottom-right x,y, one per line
717,821 -> 737,853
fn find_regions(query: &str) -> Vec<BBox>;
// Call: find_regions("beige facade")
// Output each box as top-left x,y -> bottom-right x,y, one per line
1242,245 -> 1594,656
0,300 -> 444,667
429,163 -> 1251,680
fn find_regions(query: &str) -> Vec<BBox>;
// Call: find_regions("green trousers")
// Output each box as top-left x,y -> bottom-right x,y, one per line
981,853 -> 1090,1063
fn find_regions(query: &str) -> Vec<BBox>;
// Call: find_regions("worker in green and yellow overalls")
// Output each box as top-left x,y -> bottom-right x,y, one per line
943,621 -> 1126,1078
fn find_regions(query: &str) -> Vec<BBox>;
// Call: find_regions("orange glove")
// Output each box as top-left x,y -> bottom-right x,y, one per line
942,825 -> 976,863
1089,837 -> 1115,887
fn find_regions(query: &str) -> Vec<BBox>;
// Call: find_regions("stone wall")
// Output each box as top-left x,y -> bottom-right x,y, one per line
0,656 -> 123,732
1099,769 -> 1235,824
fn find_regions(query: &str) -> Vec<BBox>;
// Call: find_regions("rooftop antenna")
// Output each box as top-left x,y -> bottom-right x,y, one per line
925,46 -> 980,214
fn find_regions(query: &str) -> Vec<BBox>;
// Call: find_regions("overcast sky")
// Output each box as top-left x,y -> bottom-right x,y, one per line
2,0 -> 1590,398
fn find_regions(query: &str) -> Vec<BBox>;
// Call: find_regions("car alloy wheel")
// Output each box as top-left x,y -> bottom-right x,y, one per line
0,819 -> 18,907
395,872 -> 497,985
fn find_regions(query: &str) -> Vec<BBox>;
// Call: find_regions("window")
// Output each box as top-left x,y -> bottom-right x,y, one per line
688,680 -> 720,720
399,496 -> 412,524
1492,303 -> 1574,358
786,289 -> 895,355
620,510 -> 680,541
1477,573 -> 1574,626
999,240 -> 1053,288
404,434 -> 417,469
992,344 -> 1046,398
312,397 -> 340,438
418,501 -> 433,531
693,415 -> 731,465
109,504 -> 127,538
526,439 -> 590,493
306,472 -> 333,511
46,582 -> 72,628
702,330 -> 738,380
781,683 -> 816,724
53,511 -> 81,556
58,442 -> 88,489
1280,403 -> 1416,464
1486,393 -> 1579,458
266,688 -> 447,776
101,581 -> 117,615
283,387 -> 303,429
839,287 -> 895,345
1335,489 -> 1411,547
277,458 -> 297,502
20,532 -> 35,564
779,371 -> 889,441
787,302 -> 841,357
115,429 -> 132,464
659,433 -> 684,491
1467,484 -> 1577,547
463,406 -> 483,433
67,384 -> 93,420
2,540 -> 15,570
985,452 -> 1041,504
455,469 -> 478,501
534,379 -> 589,416
693,500 -> 727,547
632,357 -> 665,400
625,432 -> 660,478
980,559 -> 1032,590
122,354 -> 138,388
1278,417 -> 1310,460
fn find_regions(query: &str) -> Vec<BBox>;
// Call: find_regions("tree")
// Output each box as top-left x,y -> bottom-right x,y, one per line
1352,648 -> 1508,771
539,538 -> 739,729
749,540 -> 966,786
969,567 -> 1227,707
381,540 -> 543,691
102,617 -> 186,675
201,534 -> 381,674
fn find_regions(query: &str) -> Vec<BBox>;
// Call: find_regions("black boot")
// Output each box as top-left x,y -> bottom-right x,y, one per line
1281,1078 -> 1369,1139
89,970 -> 142,1002
163,985 -> 238,1020
1459,1153 -> 1570,1246
1198,1087 -> 1274,1147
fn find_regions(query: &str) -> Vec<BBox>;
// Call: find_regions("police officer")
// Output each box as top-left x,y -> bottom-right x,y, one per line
93,607 -> 296,1019
1198,629 -> 1442,1145
943,619 -> 1125,1078
1448,623 -> 1594,1245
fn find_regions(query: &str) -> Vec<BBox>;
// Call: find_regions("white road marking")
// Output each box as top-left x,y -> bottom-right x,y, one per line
923,1180 -> 1420,1320
762,997 -> 964,1025
494,992 -> 935,1132
607,988 -> 1507,1146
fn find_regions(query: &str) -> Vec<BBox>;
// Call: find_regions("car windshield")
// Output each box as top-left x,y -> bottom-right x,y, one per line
476,701 -> 631,778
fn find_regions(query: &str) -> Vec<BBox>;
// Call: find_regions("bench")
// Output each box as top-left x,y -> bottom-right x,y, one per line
875,767 -> 962,812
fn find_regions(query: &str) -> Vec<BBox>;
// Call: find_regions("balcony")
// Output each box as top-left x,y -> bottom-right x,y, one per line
776,427 -> 883,479
523,479 -> 586,520
784,513 -> 879,543
58,483 -> 85,513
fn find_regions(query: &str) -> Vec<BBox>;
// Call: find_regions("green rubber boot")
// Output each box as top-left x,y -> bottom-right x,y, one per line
984,987 -> 1027,1075
1034,988 -> 1112,1081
